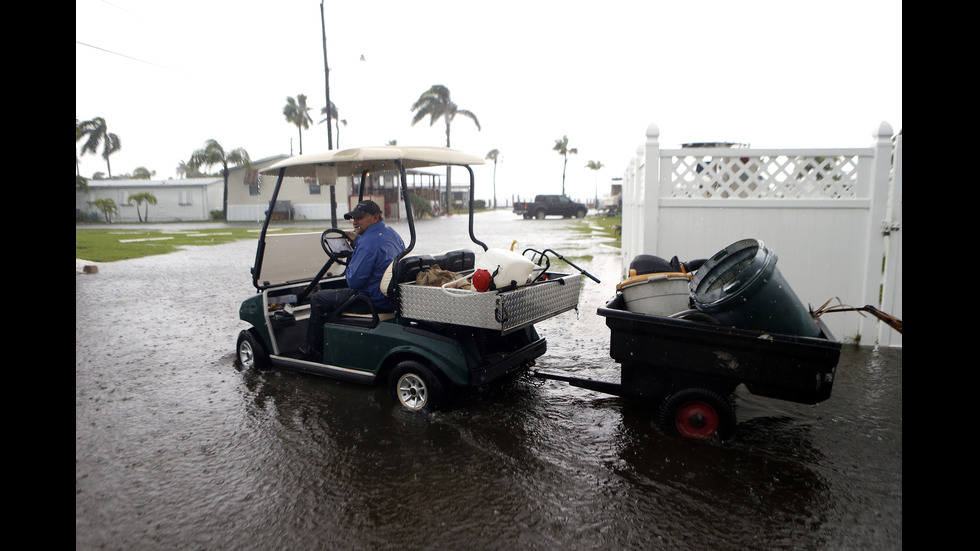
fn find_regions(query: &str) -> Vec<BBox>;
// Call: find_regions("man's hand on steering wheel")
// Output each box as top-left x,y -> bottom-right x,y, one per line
321,228 -> 354,266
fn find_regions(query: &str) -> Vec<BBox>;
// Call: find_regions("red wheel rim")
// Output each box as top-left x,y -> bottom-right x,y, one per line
674,400 -> 720,440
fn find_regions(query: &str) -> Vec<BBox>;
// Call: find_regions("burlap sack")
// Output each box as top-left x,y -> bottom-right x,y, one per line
415,264 -> 474,290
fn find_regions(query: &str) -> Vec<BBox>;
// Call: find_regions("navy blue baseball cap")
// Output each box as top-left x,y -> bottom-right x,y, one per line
344,200 -> 382,220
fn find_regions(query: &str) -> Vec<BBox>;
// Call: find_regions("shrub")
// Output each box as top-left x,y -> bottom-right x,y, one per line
408,194 -> 434,218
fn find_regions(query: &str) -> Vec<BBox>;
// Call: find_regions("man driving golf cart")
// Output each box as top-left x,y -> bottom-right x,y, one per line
301,199 -> 405,359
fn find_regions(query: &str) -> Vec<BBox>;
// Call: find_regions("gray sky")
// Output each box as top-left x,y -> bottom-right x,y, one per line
76,0 -> 902,204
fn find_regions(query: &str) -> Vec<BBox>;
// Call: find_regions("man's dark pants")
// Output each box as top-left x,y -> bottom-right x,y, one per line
306,288 -> 359,354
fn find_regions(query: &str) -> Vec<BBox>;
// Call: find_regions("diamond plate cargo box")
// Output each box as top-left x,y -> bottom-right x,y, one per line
399,273 -> 582,333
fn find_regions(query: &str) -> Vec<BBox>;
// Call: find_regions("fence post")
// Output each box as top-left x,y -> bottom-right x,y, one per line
622,153 -> 638,274
623,142 -> 644,274
639,123 -> 661,261
861,121 -> 894,343
879,132 -> 902,347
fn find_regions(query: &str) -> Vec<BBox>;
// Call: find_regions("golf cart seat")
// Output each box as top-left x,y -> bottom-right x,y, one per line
327,293 -> 395,328
381,249 -> 476,303
332,249 -> 476,327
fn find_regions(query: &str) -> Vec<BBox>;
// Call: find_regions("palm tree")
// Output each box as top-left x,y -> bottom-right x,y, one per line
586,160 -> 603,210
486,149 -> 500,209
132,167 -> 155,179
283,94 -> 313,155
128,192 -> 158,222
76,119 -> 89,192
411,84 -> 480,213
76,119 -> 84,177
94,197 -> 118,223
176,160 -> 205,179
78,117 -> 122,178
319,102 -> 347,149
553,135 -> 578,195
188,139 -> 251,221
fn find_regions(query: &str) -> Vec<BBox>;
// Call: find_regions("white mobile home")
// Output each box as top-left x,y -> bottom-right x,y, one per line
76,177 -> 223,223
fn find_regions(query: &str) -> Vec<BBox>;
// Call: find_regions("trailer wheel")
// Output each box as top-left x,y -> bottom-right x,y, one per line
389,360 -> 444,411
237,329 -> 271,371
659,388 -> 735,441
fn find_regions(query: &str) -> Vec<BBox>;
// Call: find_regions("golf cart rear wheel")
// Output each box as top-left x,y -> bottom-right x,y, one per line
389,360 -> 443,411
237,329 -> 271,371
658,388 -> 735,441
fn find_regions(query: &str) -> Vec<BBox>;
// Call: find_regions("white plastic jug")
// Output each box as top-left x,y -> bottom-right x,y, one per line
475,248 -> 537,289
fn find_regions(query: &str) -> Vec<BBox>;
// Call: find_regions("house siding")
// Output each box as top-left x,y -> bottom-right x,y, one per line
76,178 -> 222,223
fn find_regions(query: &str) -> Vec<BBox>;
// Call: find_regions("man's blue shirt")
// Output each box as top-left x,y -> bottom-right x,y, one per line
346,220 -> 405,311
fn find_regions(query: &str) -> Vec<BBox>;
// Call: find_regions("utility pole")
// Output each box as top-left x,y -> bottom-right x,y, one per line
321,1 -> 338,228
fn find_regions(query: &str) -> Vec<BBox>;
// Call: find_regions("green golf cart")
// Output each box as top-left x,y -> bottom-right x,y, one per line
236,146 -> 584,410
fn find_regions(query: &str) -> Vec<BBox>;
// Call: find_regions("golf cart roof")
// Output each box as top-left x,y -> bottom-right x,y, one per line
259,146 -> 485,179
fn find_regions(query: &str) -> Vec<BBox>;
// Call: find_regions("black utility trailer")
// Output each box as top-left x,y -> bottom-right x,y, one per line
537,294 -> 842,441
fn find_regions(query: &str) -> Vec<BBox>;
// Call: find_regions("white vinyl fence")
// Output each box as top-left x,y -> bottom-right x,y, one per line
620,122 -> 902,347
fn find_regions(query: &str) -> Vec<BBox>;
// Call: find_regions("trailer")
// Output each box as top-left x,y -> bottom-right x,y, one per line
538,295 -> 842,441
536,240 -> 844,441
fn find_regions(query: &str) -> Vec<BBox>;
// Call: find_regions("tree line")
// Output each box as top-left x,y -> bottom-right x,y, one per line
77,84 -> 606,220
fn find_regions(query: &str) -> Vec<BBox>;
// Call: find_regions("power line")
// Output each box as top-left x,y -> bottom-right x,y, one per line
76,40 -> 181,72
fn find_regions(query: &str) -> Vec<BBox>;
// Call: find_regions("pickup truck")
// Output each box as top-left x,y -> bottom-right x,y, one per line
514,194 -> 588,219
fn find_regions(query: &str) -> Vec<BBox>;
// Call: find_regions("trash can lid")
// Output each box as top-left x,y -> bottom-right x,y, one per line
691,239 -> 777,310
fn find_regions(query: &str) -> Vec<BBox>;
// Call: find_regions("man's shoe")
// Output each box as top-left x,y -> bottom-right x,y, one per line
297,345 -> 319,361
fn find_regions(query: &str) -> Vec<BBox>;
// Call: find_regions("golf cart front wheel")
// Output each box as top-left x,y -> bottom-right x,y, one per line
389,360 -> 443,411
237,329 -> 271,371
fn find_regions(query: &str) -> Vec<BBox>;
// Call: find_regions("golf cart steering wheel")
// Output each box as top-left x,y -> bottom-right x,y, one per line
321,228 -> 354,266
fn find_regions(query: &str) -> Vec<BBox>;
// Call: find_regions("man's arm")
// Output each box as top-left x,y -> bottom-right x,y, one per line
345,240 -> 379,291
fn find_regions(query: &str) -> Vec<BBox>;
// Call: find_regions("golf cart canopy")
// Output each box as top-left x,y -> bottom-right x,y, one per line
259,146 -> 485,180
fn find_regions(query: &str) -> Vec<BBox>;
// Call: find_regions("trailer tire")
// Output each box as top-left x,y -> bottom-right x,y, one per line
389,360 -> 444,411
659,388 -> 735,441
237,329 -> 271,371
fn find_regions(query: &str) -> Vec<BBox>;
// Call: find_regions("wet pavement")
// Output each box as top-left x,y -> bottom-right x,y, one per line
76,210 -> 902,549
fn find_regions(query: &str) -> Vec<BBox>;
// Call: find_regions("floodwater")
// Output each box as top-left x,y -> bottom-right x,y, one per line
76,210 -> 902,550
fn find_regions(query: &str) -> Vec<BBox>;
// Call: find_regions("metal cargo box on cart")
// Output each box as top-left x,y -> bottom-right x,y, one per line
399,273 -> 583,334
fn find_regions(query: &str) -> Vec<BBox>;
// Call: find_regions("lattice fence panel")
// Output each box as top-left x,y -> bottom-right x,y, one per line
668,154 -> 861,199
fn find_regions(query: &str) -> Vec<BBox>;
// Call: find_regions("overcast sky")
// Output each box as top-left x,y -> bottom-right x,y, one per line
76,0 -> 902,204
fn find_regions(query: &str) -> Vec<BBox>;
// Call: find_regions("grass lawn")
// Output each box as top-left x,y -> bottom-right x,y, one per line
570,214 -> 622,253
581,214 -> 622,246
76,215 -> 621,264
75,227 -> 265,263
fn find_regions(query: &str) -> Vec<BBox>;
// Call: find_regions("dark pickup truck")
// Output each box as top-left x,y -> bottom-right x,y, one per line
514,194 -> 588,219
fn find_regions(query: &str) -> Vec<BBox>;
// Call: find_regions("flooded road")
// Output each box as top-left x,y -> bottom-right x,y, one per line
76,210 -> 902,550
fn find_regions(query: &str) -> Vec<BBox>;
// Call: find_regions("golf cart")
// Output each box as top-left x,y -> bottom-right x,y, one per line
236,146 -> 584,410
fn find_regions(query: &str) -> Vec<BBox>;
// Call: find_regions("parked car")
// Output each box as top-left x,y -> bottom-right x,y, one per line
513,194 -> 588,219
